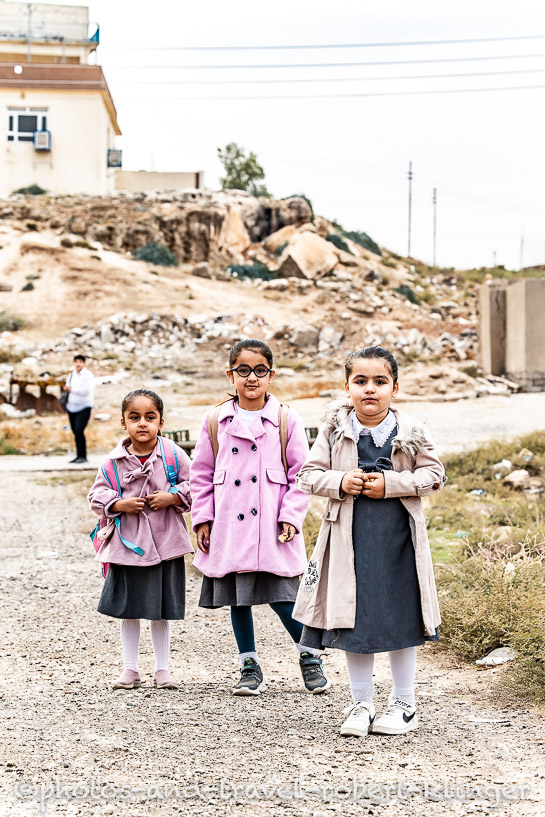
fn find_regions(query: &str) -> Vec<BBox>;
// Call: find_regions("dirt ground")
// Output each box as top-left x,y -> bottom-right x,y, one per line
1,467 -> 544,817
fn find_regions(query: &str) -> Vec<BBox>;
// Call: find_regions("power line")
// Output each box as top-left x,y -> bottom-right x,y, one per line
110,67 -> 545,86
116,82 -> 545,101
103,52 -> 545,71
102,33 -> 545,51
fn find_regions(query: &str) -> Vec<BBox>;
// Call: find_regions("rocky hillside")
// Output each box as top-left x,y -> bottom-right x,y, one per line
0,189 -> 510,405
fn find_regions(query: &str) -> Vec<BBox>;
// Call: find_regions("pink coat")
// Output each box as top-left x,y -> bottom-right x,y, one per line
190,395 -> 310,578
88,437 -> 193,567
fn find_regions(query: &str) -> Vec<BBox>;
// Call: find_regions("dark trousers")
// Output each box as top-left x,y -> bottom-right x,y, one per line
68,407 -> 91,459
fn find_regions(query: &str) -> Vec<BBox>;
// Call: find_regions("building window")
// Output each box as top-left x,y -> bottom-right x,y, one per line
7,107 -> 48,142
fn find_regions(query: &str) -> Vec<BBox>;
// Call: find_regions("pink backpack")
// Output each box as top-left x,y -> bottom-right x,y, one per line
90,437 -> 180,578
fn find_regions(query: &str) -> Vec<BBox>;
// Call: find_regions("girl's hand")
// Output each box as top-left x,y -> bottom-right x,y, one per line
196,522 -> 211,553
112,497 -> 146,514
145,490 -> 177,511
341,468 -> 365,495
278,522 -> 296,543
360,472 -> 385,499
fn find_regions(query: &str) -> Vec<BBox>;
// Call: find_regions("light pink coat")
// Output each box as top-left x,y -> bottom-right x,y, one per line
190,395 -> 310,578
88,437 -> 193,567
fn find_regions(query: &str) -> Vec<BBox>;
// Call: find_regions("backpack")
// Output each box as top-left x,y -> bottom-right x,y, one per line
90,437 -> 180,578
206,400 -> 290,476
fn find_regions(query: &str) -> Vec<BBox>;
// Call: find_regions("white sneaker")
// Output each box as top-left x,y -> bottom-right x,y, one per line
340,701 -> 376,737
371,696 -> 418,735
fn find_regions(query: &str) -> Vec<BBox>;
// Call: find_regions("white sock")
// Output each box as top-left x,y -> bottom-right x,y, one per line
294,643 -> 320,657
150,619 -> 171,672
120,619 -> 140,672
239,651 -> 259,666
345,651 -> 375,704
388,646 -> 417,706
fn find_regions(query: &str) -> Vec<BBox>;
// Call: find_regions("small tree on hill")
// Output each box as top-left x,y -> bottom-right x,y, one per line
218,142 -> 271,197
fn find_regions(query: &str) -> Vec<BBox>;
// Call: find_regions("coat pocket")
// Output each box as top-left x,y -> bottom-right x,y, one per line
213,470 -> 226,485
266,468 -> 288,485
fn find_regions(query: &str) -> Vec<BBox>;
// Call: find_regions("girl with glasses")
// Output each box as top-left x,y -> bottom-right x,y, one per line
190,339 -> 330,696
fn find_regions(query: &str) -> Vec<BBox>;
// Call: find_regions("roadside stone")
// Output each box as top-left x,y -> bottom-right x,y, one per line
504,469 -> 531,490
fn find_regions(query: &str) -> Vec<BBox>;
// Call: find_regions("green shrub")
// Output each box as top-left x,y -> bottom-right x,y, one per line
134,242 -> 178,267
74,240 -> 92,249
12,184 -> 47,196
0,311 -> 26,332
25,222 -> 38,231
326,233 -> 353,254
60,238 -> 73,248
341,229 -> 382,257
21,282 -> 34,292
25,274 -> 40,281
284,193 -> 314,221
394,284 -> 420,304
227,263 -> 278,281
0,434 -> 22,455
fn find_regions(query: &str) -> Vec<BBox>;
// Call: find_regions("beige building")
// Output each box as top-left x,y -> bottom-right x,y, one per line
0,1 -> 120,196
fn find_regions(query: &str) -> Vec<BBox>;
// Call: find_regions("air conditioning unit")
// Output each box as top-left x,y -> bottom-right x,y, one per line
107,148 -> 122,168
33,130 -> 51,151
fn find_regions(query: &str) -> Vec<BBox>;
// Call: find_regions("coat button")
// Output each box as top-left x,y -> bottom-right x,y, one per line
251,475 -> 257,483
251,444 -> 257,451
237,513 -> 244,520
232,447 -> 238,454
234,479 -> 241,486
251,508 -> 258,516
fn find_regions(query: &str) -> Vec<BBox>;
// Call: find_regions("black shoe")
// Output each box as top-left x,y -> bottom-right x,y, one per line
71,457 -> 87,464
299,652 -> 331,694
232,658 -> 266,696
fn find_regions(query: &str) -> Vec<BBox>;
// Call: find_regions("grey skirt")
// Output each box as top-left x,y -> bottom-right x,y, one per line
97,557 -> 186,620
199,571 -> 300,608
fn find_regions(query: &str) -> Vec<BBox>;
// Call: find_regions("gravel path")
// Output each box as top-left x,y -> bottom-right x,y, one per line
1,472 -> 544,817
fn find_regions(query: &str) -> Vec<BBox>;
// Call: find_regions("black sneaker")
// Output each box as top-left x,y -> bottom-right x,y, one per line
299,652 -> 331,694
232,658 -> 266,696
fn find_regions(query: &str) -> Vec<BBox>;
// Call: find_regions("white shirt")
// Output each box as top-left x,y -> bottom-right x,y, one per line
66,367 -> 95,412
235,405 -> 263,427
350,408 -> 396,448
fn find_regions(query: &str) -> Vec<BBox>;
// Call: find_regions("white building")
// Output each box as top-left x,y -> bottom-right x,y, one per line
0,1 -> 121,196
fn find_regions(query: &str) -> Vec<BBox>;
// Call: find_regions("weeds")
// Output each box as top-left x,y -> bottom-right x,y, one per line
134,242 -> 178,267
0,311 -> 26,332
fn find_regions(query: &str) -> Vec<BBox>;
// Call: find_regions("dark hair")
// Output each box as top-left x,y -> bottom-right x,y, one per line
73,354 -> 86,363
344,346 -> 399,384
228,338 -> 274,369
121,389 -> 164,420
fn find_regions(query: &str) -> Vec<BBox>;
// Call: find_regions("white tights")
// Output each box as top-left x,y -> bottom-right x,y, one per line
120,619 -> 171,673
345,647 -> 417,706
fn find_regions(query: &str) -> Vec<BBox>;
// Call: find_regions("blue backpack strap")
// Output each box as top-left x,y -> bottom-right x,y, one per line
158,436 -> 179,492
99,458 -> 144,557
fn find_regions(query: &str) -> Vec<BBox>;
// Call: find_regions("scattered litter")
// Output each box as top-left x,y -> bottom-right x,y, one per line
517,448 -> 534,463
469,488 -> 485,496
476,646 -> 517,667
456,530 -> 468,539
467,717 -> 512,725
93,413 -> 111,422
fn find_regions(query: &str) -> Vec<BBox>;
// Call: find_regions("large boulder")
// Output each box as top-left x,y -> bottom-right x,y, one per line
277,232 -> 338,280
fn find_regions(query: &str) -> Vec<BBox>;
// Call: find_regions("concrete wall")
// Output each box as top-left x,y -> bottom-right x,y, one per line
115,170 -> 204,193
479,283 -> 506,375
1,88 -> 116,195
481,278 -> 545,391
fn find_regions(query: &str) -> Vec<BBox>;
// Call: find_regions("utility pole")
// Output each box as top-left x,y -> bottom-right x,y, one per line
493,250 -> 497,268
432,187 -> 437,268
27,3 -> 32,63
519,229 -> 524,270
407,161 -> 413,258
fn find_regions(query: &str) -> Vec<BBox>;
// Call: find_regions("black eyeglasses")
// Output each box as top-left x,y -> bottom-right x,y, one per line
230,364 -> 272,378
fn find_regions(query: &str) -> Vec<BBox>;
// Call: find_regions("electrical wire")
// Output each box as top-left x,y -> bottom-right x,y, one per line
102,33 -> 545,51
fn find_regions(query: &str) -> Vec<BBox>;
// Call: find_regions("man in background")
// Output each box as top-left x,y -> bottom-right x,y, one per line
64,355 -> 95,464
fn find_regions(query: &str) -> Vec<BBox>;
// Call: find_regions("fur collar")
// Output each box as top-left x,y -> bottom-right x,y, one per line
322,400 -> 430,455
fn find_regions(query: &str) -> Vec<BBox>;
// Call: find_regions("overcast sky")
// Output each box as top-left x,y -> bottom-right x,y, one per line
79,1 -> 545,269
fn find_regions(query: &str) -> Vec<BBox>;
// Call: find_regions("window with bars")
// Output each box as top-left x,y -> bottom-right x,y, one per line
7,107 -> 48,142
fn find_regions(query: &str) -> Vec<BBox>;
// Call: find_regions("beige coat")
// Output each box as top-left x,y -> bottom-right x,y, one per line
292,402 -> 446,634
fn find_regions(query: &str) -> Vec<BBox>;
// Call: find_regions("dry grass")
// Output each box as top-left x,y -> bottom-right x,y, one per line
0,415 -> 122,456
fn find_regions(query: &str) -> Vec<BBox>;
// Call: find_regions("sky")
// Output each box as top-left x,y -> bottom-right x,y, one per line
47,1 -> 545,268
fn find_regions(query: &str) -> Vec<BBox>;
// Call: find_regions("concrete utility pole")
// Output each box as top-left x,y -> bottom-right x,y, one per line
519,230 -> 524,271
432,187 -> 437,268
407,161 -> 413,258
